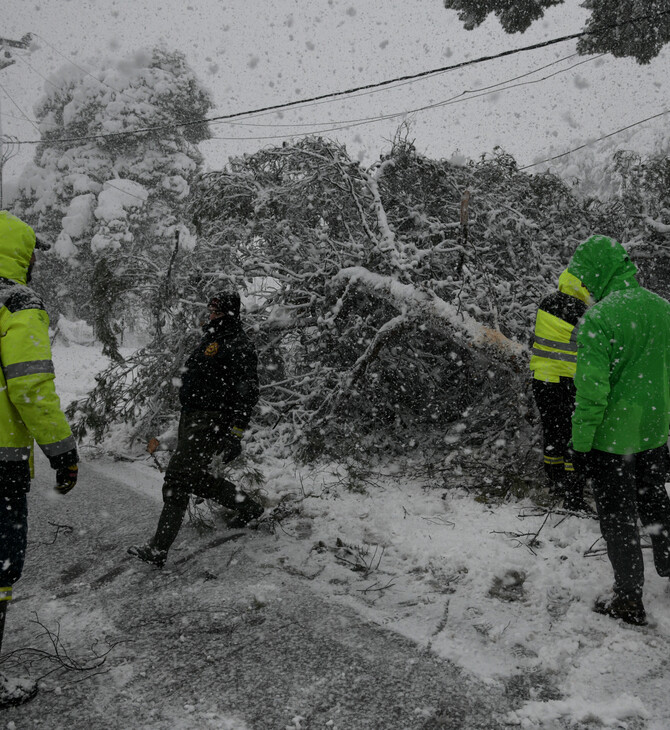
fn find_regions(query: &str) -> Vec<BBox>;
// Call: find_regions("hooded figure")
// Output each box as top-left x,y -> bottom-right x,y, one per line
568,234 -> 670,625
128,290 -> 262,569
529,268 -> 592,512
0,211 -> 79,707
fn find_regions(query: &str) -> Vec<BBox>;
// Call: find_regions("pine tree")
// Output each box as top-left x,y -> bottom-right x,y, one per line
14,47 -> 212,359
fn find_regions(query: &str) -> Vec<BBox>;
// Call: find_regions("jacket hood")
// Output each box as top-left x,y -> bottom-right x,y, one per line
567,235 -> 638,302
0,211 -> 37,285
201,312 -> 242,336
557,269 -> 591,304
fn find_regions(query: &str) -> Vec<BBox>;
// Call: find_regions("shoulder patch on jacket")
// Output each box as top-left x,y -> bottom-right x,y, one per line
204,342 -> 219,357
3,286 -> 45,314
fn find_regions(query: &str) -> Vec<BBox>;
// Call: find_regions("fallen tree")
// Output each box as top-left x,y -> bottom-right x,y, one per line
69,137 -> 619,485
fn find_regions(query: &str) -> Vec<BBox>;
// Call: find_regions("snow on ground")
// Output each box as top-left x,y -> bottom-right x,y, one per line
51,342 -> 670,729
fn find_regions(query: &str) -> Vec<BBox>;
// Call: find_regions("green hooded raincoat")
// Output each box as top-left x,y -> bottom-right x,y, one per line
567,235 -> 670,455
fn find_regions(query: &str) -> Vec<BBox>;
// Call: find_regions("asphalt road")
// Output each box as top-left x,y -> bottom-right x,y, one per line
1,458 -> 515,729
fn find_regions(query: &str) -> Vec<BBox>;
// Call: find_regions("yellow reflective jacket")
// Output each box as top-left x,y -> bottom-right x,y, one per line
529,270 -> 590,383
0,211 -> 76,470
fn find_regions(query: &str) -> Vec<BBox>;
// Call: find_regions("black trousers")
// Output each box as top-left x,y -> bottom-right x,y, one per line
0,462 -> 31,591
0,495 -> 28,589
151,410 -> 248,552
532,378 -> 584,498
587,445 -> 670,601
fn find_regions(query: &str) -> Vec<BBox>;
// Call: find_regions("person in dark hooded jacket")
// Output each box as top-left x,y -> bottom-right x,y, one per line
128,291 -> 262,568
568,235 -> 670,626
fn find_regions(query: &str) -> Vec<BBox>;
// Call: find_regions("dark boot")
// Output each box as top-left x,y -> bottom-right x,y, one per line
226,495 -> 264,529
128,493 -> 189,568
0,601 -> 38,708
0,672 -> 38,708
593,593 -> 647,626
197,475 -> 264,528
127,543 -> 168,568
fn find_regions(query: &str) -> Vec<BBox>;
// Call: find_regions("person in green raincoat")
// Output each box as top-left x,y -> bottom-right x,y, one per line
568,234 -> 670,626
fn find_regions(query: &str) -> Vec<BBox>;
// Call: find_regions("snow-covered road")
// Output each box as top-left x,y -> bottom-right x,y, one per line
4,340 -> 664,728
3,457 -> 512,729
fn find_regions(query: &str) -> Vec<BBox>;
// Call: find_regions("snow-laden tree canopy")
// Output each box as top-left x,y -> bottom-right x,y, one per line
14,47 -> 213,359
443,0 -> 670,64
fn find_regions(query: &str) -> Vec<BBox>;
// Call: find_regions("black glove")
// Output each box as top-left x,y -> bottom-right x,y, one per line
571,449 -> 592,477
55,464 -> 79,495
49,448 -> 79,495
230,426 -> 245,439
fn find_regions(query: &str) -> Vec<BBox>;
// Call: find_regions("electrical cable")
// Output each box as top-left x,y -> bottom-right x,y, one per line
213,52 -> 584,128
11,8 -> 670,146
0,109 -> 40,124
519,109 -> 670,170
206,54 -> 604,143
0,81 -> 41,134
14,38 -> 582,135
0,51 -> 598,142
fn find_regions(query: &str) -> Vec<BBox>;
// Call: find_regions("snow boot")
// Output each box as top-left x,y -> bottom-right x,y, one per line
593,594 -> 647,626
127,543 -> 168,569
0,671 -> 38,708
226,497 -> 264,529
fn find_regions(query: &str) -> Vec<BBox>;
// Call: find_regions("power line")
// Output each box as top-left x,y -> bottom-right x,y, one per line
5,32 -> 594,145
0,81 -> 41,134
215,52 -> 584,129
31,32 -> 123,93
206,54 -> 603,144
3,50 -> 601,165
12,8 -> 670,147
519,109 -> 670,170
5,45 -> 582,136
0,50 -> 597,143
0,109 -> 39,124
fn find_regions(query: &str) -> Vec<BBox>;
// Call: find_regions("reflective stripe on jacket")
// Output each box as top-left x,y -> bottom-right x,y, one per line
529,288 -> 587,383
0,212 -> 75,469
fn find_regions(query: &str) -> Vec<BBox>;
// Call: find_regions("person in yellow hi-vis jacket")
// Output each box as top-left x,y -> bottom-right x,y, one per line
0,211 -> 79,708
529,269 -> 592,513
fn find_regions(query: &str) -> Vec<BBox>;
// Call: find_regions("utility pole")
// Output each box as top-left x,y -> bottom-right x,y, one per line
0,34 -> 32,209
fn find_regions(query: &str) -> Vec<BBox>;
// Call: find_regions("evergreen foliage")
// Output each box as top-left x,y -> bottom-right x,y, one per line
443,0 -> 670,64
607,150 -> 670,299
13,48 -> 213,360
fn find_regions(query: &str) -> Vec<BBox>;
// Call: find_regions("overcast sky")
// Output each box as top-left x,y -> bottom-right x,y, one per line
2,0 -> 669,189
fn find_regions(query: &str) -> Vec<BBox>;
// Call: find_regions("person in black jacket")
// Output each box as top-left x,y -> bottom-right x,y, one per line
128,291 -> 262,568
